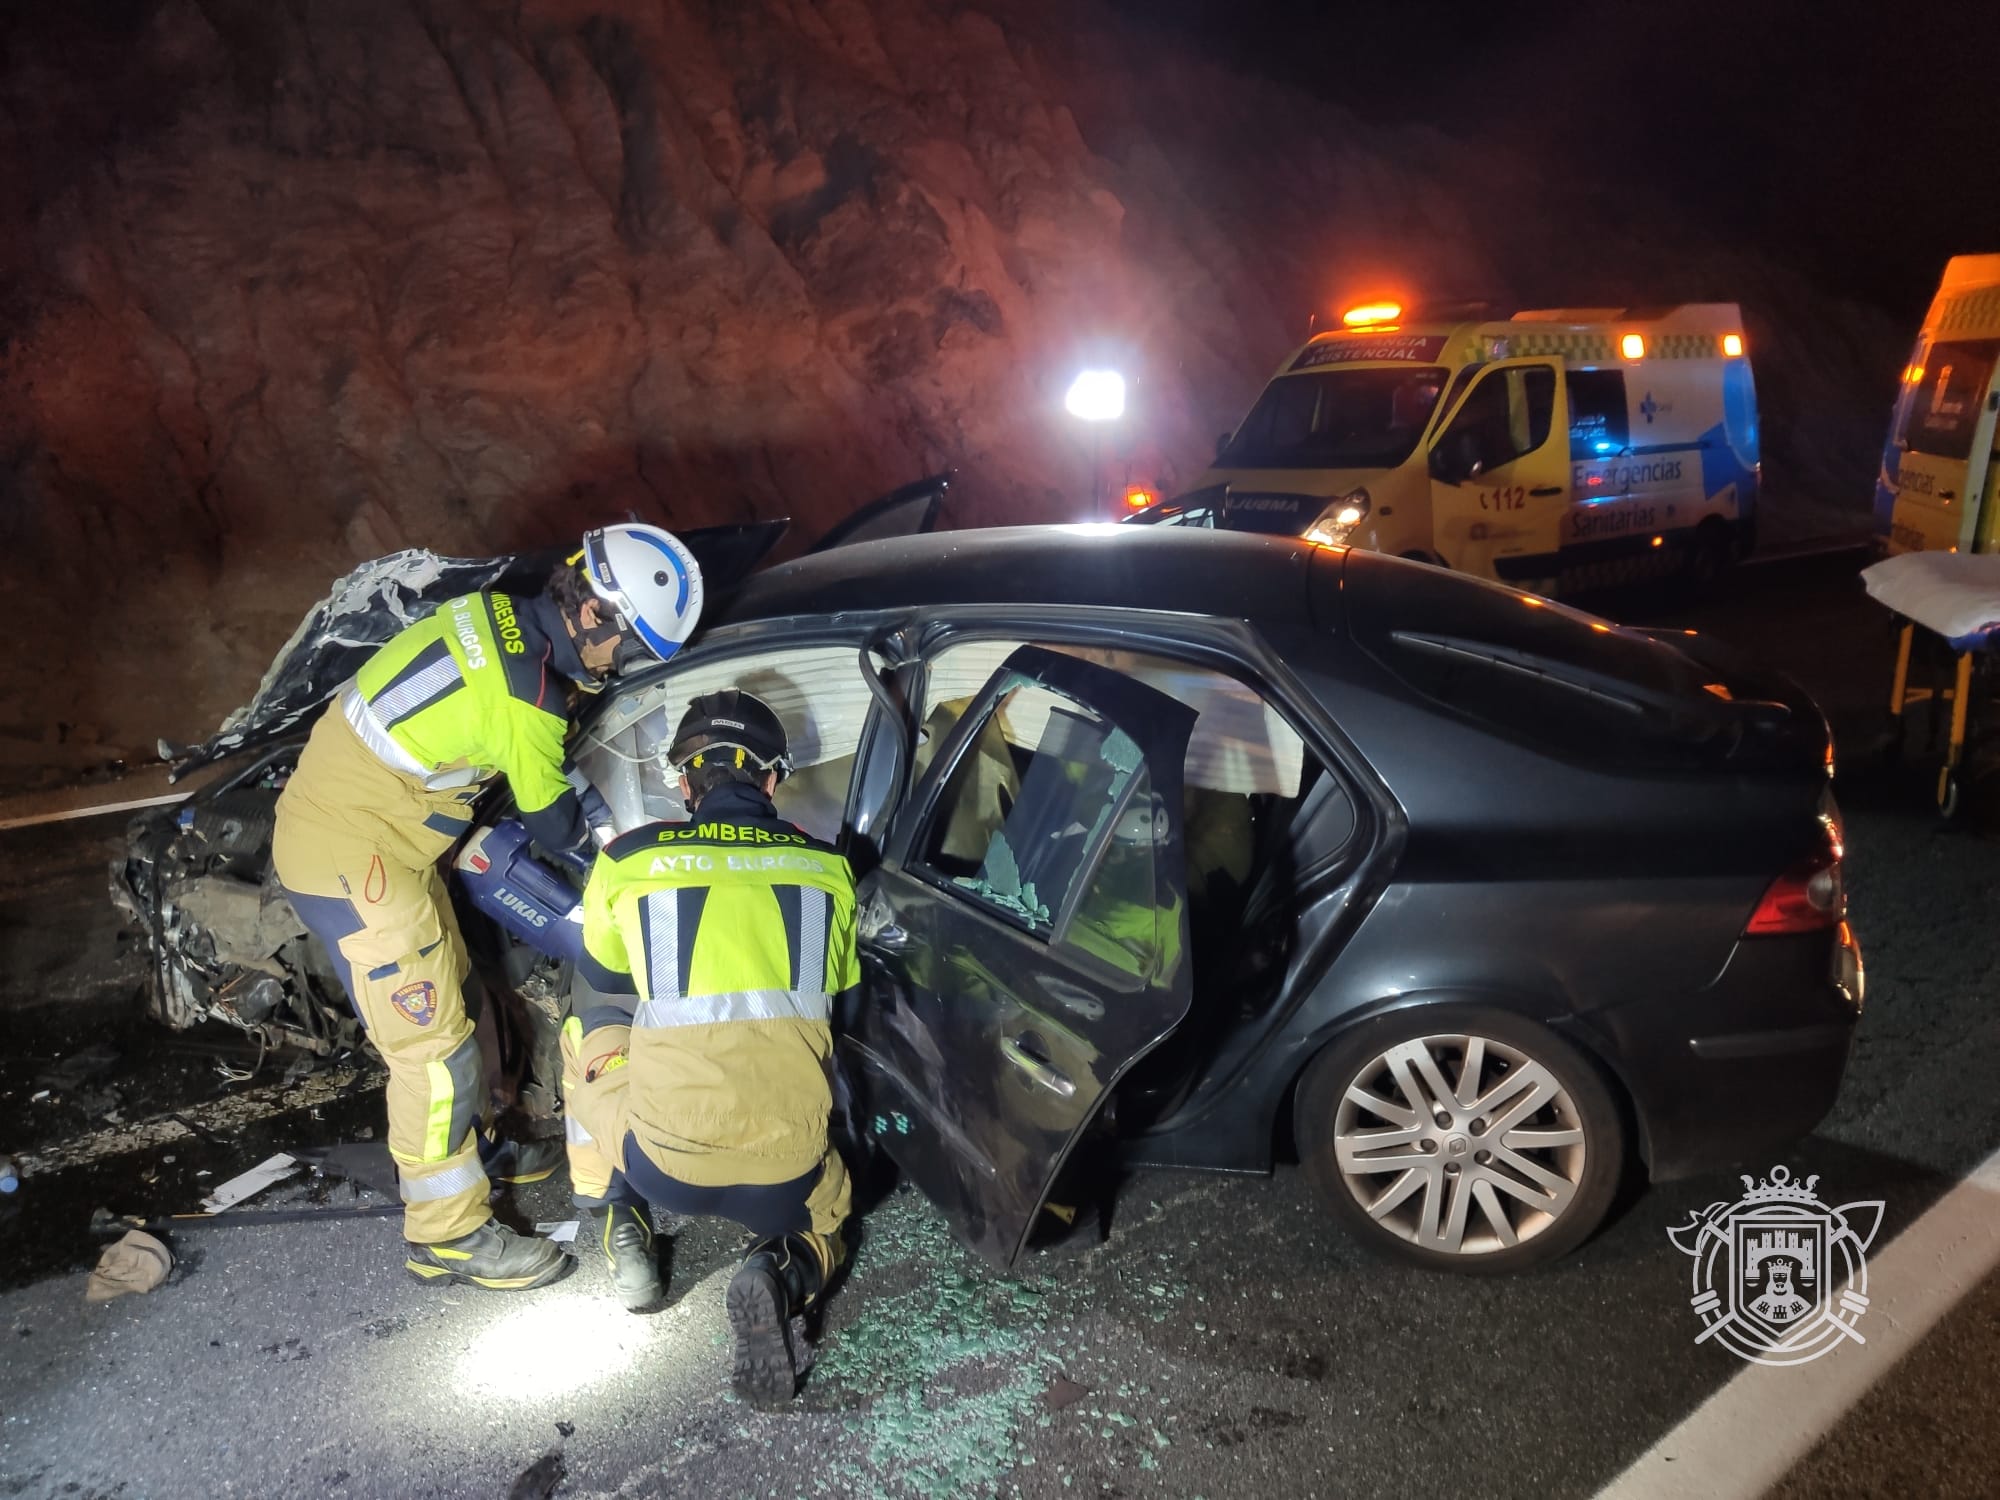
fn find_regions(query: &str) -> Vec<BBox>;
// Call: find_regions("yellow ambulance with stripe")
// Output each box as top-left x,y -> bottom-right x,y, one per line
1874,255 -> 2000,555
1143,301 -> 1761,594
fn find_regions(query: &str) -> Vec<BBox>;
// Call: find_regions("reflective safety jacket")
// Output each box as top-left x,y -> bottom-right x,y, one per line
342,590 -> 590,857
576,781 -> 859,1186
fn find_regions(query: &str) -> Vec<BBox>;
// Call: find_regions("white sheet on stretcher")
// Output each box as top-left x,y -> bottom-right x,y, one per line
1861,551 -> 2000,650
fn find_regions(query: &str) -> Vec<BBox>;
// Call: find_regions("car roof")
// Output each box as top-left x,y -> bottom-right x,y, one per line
715,524 -> 1326,628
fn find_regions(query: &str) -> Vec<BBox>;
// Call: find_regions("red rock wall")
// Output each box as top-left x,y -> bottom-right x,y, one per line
0,0 -> 1901,781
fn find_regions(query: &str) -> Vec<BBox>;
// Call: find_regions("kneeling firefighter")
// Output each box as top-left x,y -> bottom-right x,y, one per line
273,525 -> 704,1289
560,688 -> 855,1404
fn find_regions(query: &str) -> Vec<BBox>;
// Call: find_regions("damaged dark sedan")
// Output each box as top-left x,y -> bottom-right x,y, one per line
117,516 -> 1863,1274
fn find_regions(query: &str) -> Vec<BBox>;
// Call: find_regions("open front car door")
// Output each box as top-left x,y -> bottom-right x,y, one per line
843,646 -> 1197,1268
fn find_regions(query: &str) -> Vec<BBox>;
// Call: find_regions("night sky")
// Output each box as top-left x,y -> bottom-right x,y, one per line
1118,0 -> 2000,321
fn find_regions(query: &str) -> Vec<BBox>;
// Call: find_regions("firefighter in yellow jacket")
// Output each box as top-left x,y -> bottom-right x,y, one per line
560,688 -> 855,1405
273,524 -> 705,1290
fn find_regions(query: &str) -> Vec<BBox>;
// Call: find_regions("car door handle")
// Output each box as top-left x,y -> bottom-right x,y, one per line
1000,1035 -> 1075,1098
1529,486 -> 1563,496
1940,490 -> 1958,500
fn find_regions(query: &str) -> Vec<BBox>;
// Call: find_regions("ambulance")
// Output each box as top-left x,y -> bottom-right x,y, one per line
1874,254 -> 2000,556
1142,301 -> 1762,594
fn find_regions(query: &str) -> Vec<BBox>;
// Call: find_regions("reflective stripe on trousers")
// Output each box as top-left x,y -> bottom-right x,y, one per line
631,989 -> 832,1029
401,1161 -> 488,1204
421,1039 -> 483,1163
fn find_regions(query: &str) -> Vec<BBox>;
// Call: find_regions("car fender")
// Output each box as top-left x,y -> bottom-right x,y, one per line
1278,982 -> 1639,1160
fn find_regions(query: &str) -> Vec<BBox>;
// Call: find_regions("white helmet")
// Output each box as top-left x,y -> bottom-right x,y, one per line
1112,791 -> 1172,847
578,524 -> 705,669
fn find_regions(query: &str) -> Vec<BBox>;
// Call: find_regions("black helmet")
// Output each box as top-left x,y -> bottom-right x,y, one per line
668,689 -> 792,782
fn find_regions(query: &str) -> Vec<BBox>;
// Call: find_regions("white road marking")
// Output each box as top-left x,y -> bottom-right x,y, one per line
1594,1144 -> 2000,1500
0,789 -> 189,831
0,762 -> 227,833
15,1065 -> 380,1177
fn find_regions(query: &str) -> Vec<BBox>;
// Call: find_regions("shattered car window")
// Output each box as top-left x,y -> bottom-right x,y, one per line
572,644 -> 883,845
1063,761 -> 1181,984
919,640 -> 1305,797
917,681 -> 1142,937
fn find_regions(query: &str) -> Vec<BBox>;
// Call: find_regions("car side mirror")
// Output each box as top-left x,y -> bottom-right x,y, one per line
1430,431 -> 1482,485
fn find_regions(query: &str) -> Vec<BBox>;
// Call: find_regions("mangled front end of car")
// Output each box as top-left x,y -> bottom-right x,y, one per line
111,742 -> 360,1054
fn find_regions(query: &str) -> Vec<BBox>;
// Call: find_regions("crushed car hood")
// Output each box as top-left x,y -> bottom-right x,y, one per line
168,523 -> 790,780
167,476 -> 955,781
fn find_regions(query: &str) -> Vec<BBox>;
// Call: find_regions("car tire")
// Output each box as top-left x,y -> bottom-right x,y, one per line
1295,1005 -> 1626,1274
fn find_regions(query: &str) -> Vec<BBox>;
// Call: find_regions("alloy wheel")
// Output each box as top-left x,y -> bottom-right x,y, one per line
1331,1032 -> 1588,1257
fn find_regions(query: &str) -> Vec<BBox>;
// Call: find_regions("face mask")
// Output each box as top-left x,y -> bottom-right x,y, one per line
610,635 -> 656,676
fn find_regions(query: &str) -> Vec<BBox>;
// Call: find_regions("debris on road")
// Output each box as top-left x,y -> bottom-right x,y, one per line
198,1151 -> 300,1213
91,1202 -> 402,1236
13,1063 -> 376,1177
506,1423 -> 573,1500
36,1040 -> 120,1095
295,1141 -> 398,1198
1043,1376 -> 1089,1411
84,1230 -> 171,1303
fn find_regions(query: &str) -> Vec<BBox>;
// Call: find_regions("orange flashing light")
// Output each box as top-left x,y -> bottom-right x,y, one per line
1620,333 -> 1646,360
1589,622 -> 1611,634
1342,301 -> 1404,328
1650,534 -> 1664,548
1721,333 -> 1744,358
1124,485 -> 1156,510
1904,364 -> 1926,385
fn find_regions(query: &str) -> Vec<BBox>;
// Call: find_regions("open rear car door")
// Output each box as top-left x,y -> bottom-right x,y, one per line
843,646 -> 1197,1268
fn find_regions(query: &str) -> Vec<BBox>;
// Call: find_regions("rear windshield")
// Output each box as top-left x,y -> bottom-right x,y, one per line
1222,367 -> 1448,470
1344,559 -> 1751,767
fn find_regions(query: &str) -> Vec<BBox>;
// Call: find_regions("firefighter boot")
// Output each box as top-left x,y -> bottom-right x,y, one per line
481,1132 -> 567,1187
588,1204 -> 664,1311
725,1234 -> 825,1406
405,1219 -> 572,1291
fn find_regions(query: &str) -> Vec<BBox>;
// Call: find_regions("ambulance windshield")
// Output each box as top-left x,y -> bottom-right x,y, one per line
1222,366 -> 1448,470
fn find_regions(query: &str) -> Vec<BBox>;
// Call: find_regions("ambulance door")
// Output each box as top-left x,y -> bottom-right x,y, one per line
1425,359 -> 1571,586
1890,338 -> 2000,554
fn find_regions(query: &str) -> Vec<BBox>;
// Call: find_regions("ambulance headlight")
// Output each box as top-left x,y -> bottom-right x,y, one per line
1303,489 -> 1370,547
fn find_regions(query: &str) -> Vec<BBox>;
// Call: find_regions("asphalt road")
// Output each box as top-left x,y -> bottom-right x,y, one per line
4,549 -> 1999,1500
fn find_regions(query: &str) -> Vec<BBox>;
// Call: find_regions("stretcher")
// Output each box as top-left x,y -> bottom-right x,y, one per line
1863,552 -> 2000,816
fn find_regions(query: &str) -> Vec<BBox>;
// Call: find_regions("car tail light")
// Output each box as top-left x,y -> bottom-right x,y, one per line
1744,842 -> 1845,935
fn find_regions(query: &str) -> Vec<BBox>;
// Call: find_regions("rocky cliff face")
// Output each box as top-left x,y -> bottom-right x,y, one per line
0,0 -> 1902,783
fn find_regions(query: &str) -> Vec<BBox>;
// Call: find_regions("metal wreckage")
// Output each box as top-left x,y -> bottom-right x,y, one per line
110,480 -> 947,1116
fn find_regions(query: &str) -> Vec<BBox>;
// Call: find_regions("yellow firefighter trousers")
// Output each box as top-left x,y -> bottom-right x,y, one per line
560,1018 -> 850,1285
272,709 -> 492,1244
